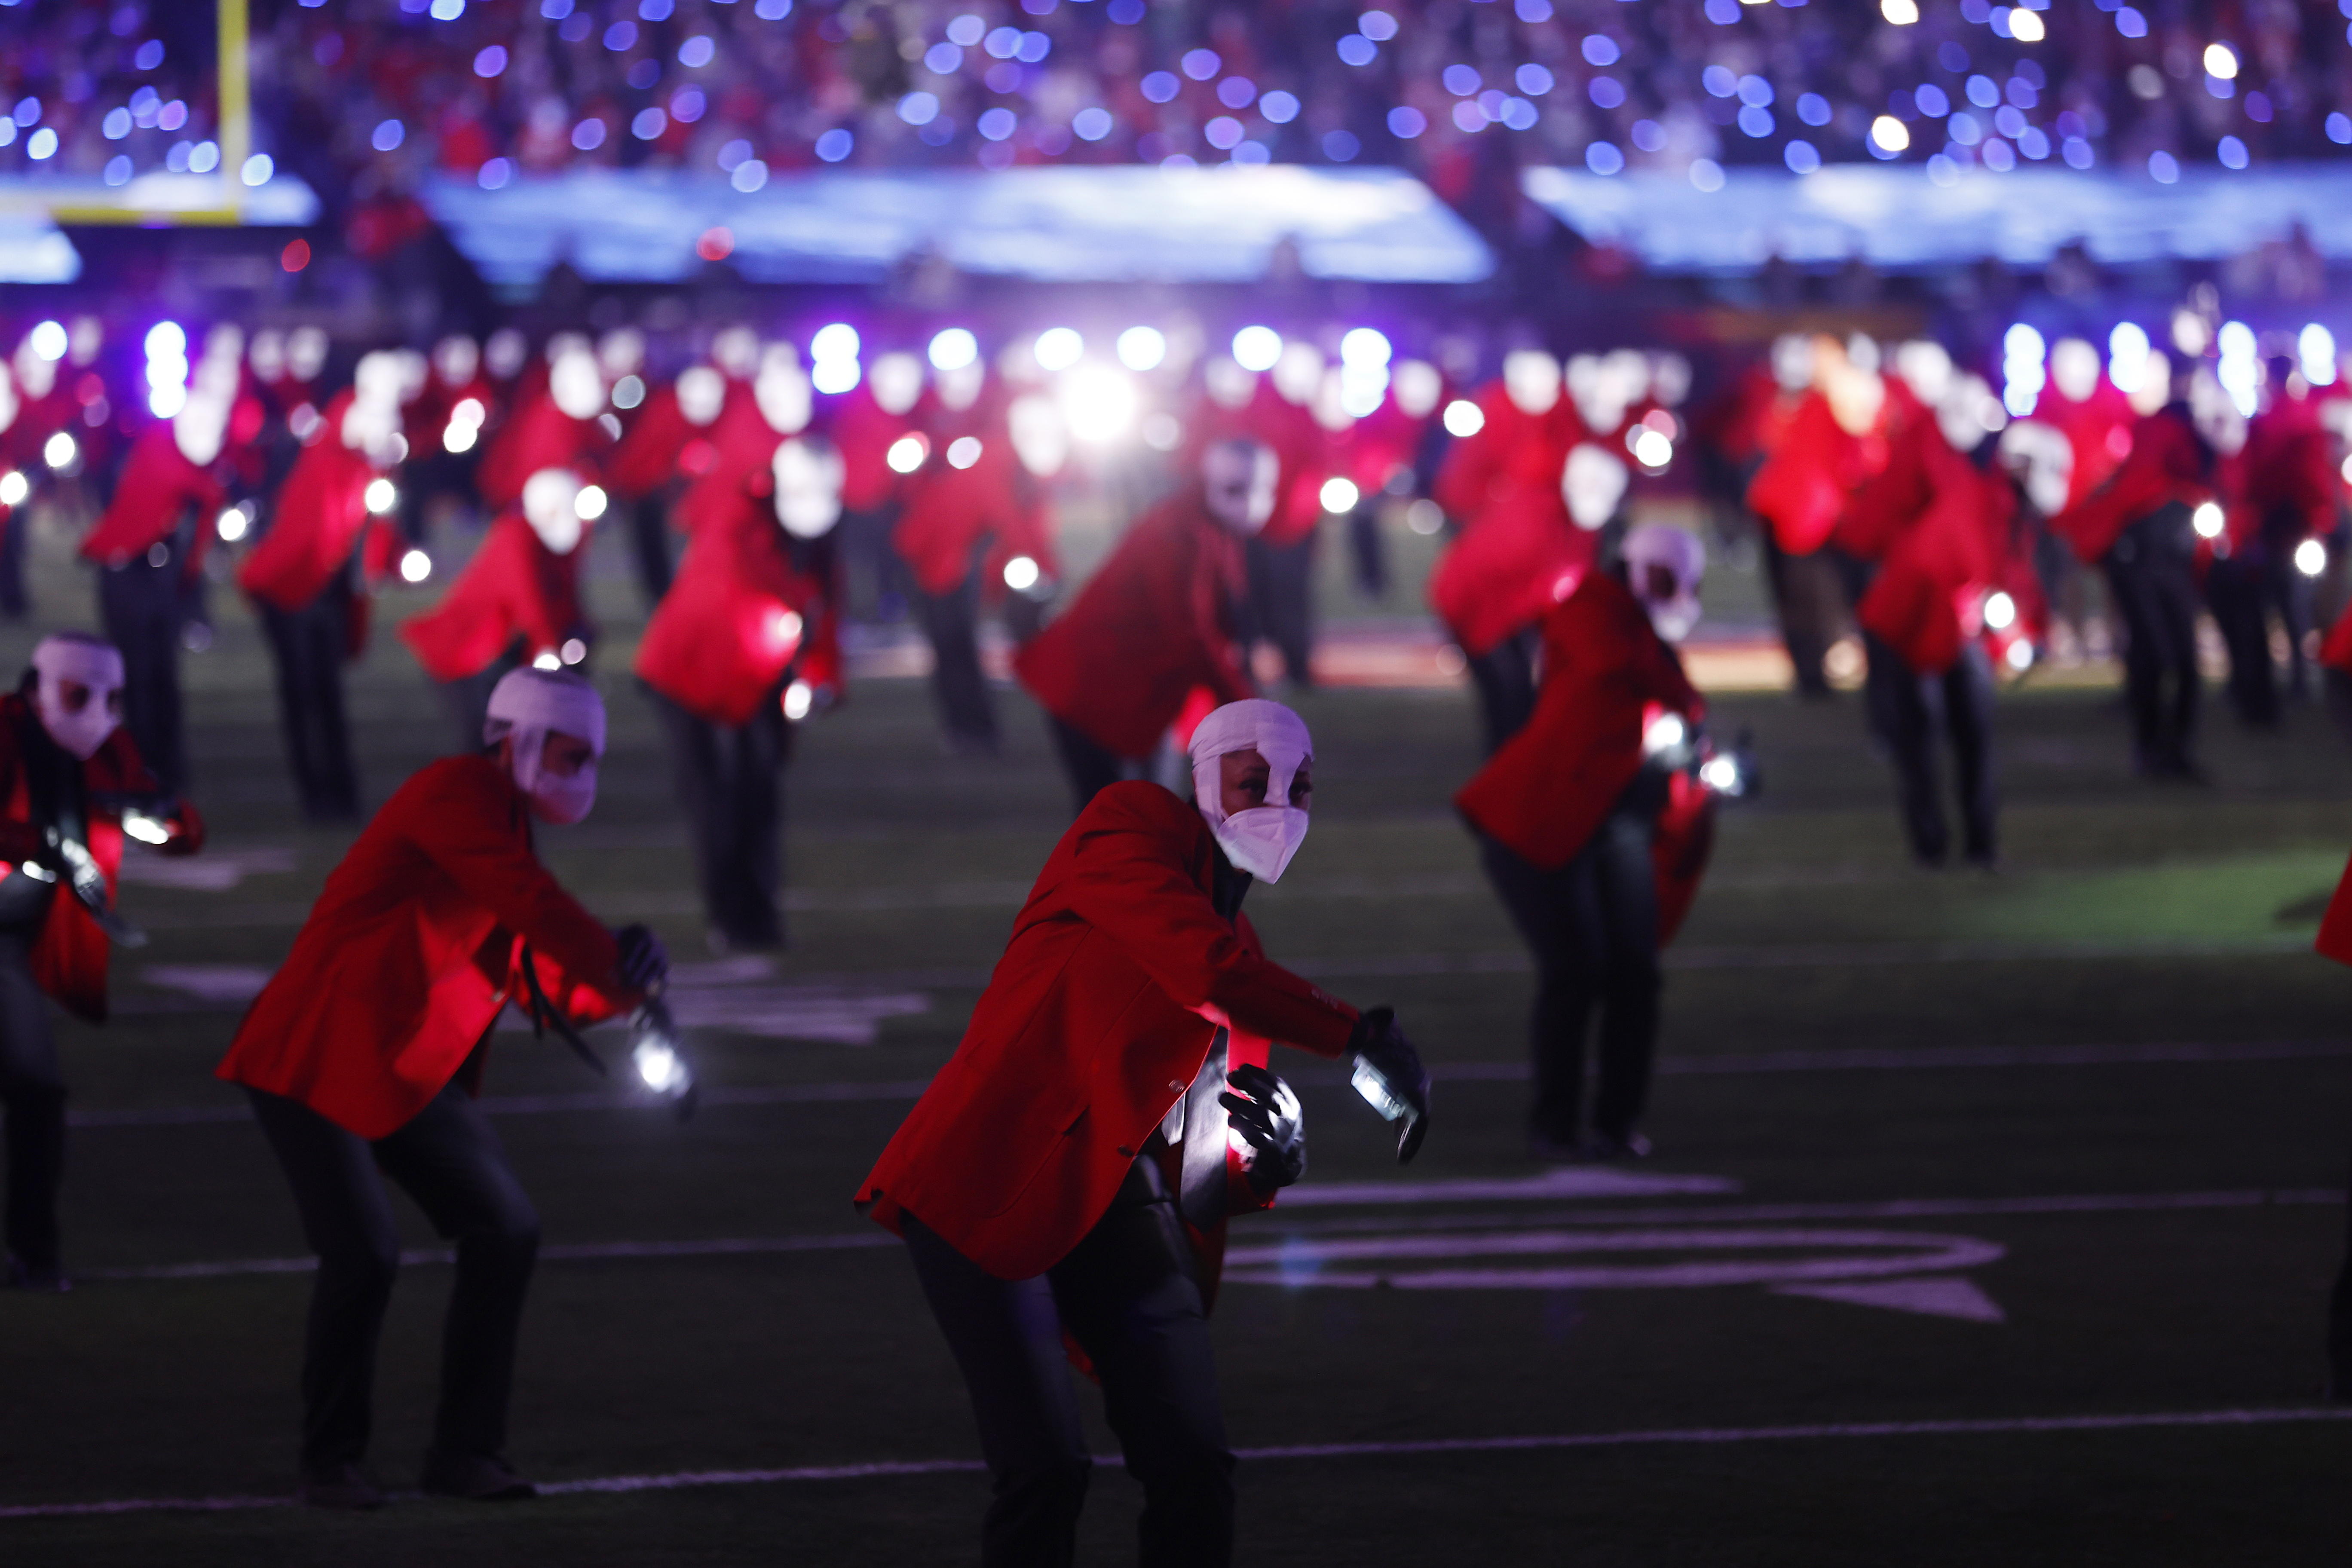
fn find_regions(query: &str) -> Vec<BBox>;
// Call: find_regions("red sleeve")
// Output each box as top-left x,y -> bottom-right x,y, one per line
1182,530 -> 1255,705
1060,792 -> 1357,1057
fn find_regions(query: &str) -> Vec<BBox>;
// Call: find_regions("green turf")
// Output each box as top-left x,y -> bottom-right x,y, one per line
0,522 -> 2349,1564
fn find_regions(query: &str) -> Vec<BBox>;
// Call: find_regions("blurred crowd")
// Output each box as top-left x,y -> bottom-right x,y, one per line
4,1 -> 2351,238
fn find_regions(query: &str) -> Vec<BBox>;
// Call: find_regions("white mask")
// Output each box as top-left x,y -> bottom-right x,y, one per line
711,326 -> 760,380
288,325 -> 329,383
1562,443 -> 1629,531
172,397 -> 229,466
676,365 -> 725,426
773,437 -> 845,538
30,636 -> 126,761
755,349 -> 812,434
1201,439 -> 1278,535
518,738 -> 597,824
549,350 -> 606,421
869,353 -> 924,416
1502,349 -> 1562,416
484,668 -> 605,825
521,469 -> 585,554
484,327 -> 527,381
1621,524 -> 1706,645
1188,698 -> 1314,885
434,334 -> 480,386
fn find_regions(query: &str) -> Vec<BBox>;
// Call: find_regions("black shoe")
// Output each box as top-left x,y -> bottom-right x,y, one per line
419,1449 -> 537,1501
298,1463 -> 387,1510
1527,1131 -> 1586,1164
1583,1129 -> 1654,1162
4,1254 -> 69,1292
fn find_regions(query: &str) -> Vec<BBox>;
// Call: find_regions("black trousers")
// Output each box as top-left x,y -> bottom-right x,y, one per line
0,930 -> 65,1273
655,692 -> 790,949
1464,627 -> 1540,755
1345,508 -> 1387,600
903,1159 -> 1235,1568
1243,534 -> 1314,689
1047,716 -> 1130,817
97,544 -> 187,795
1865,634 -> 1997,865
2205,553 -> 2279,727
1762,534 -> 1839,698
1479,814 -> 1661,1143
915,574 -> 999,753
248,1078 -> 540,1473
0,502 -> 29,620
259,589 -> 361,821
2104,505 -> 2204,775
624,495 -> 674,609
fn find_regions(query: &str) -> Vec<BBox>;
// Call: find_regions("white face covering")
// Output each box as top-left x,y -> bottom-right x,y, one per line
1271,343 -> 1324,406
676,365 -> 725,426
1189,700 -> 1313,884
1391,359 -> 1442,418
288,326 -> 329,382
1621,524 -> 1706,645
31,636 -> 126,760
173,397 -> 229,466
935,361 -> 984,412
549,350 -> 606,421
1562,443 -> 1630,531
2050,338 -> 2101,403
1200,439 -> 1278,535
1502,349 -> 1562,416
711,327 -> 761,380
434,334 -> 480,386
869,353 -> 924,416
522,469 -> 586,554
484,327 -> 527,381
13,340 -> 55,401
774,438 -> 845,538
755,349 -> 813,434
1203,356 -> 1257,410
249,328 -> 286,383
484,667 -> 606,825
1770,334 -> 1817,392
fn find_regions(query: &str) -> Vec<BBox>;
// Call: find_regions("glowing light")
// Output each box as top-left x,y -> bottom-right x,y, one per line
1983,591 -> 2017,631
148,383 -> 186,419
1117,327 -> 1166,372
613,375 -> 646,410
886,435 -> 929,473
946,436 -> 983,469
2191,502 -> 2225,540
145,322 -> 186,359
767,610 -> 804,648
560,637 -> 588,665
281,239 -> 311,273
575,484 -> 609,521
1631,426 -> 1674,470
2297,539 -> 2328,578
811,323 -> 860,362
2005,639 -> 2034,672
1340,328 -> 1392,368
2299,325 -> 2337,388
811,359 -> 860,395
1699,756 -> 1740,792
782,680 -> 814,721
928,328 -> 979,371
1003,554 -> 1041,592
1406,499 -> 1444,536
1881,0 -> 1918,21
399,548 -> 432,584
532,652 -> 561,671
121,811 -> 169,846
29,321 -> 66,361
216,505 -> 250,542
2202,43 -> 2237,79
2002,323 -> 2047,417
364,478 -> 398,514
43,432 -> 77,470
1232,326 -> 1282,373
1058,364 -> 1138,443
1870,116 -> 1910,153
634,1038 -> 687,1093
1033,328 -> 1084,372
2107,322 -> 2151,394
0,472 -> 25,507
1319,477 -> 1360,513
444,421 -> 478,454
1442,399 -> 1485,438
2009,7 -> 2043,41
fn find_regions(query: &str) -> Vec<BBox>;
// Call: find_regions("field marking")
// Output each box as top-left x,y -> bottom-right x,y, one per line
6,1407 -> 2349,1521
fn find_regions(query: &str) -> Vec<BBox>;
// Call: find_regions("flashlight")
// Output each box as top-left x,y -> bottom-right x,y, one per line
629,996 -> 698,1120
122,810 -> 170,846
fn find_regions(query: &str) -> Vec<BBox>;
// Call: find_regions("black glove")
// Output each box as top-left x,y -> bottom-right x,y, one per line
1219,1063 -> 1306,1195
50,834 -> 109,912
613,924 -> 669,994
1349,1005 -> 1431,1164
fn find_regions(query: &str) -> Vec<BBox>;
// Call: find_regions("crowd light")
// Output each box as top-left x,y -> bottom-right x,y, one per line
1881,0 -> 1919,22
946,435 -> 983,469
1232,326 -> 1282,373
399,548 -> 432,583
2002,323 -> 2046,417
928,328 -> 978,371
2202,43 -> 2237,80
364,478 -> 398,514
1319,477 -> 1360,513
2107,322 -> 2151,393
0,472 -> 27,508
1870,115 -> 1909,153
1003,554 -> 1041,592
1058,363 -> 1138,443
1442,398 -> 1485,438
2192,502 -> 2225,539
886,434 -> 929,473
2009,7 -> 2044,42
43,432 -> 77,470
575,484 -> 609,520
1034,328 -> 1084,372
1117,326 -> 1167,372
2299,325 -> 2337,387
2296,539 -> 2328,578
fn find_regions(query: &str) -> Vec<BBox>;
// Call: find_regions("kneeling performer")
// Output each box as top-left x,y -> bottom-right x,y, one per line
856,698 -> 1430,1566
217,668 -> 668,1508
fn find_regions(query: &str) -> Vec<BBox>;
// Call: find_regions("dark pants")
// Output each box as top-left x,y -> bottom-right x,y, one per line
1047,716 -> 1130,816
1345,508 -> 1387,600
1243,534 -> 1314,688
915,574 -> 999,753
903,1158 -> 1235,1568
2206,554 -> 2280,727
259,589 -> 361,821
248,1078 -> 541,1474
97,543 -> 187,794
0,930 -> 65,1273
1464,627 -> 1540,754
1865,635 -> 1997,865
2104,505 -> 2204,775
0,502 -> 29,620
1480,813 -> 1661,1144
655,692 -> 791,949
1763,534 -> 1840,698
624,495 -> 674,609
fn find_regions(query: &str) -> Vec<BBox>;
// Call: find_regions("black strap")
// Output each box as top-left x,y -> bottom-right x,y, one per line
519,943 -> 608,1078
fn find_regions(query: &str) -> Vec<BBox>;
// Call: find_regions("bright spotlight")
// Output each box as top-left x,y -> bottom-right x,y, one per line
1116,326 -> 1166,371
0,472 -> 26,507
144,321 -> 186,359
1642,713 -> 1687,756
2107,322 -> 2151,393
2191,502 -> 2225,540
1442,399 -> 1485,438
1870,115 -> 1910,153
886,434 -> 929,473
364,478 -> 398,514
1003,554 -> 1041,592
1339,328 -> 1392,368
399,547 -> 432,583
1319,477 -> 1360,513
1033,328 -> 1084,372
575,484 -> 609,521
810,322 -> 860,361
1231,325 -> 1282,373
1058,364 -> 1138,443
2296,538 -> 2328,578
28,321 -> 67,361
928,328 -> 979,371
43,432 -> 77,470
1982,591 -> 2017,631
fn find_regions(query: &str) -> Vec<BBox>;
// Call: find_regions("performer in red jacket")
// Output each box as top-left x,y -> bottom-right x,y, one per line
218,669 -> 666,1508
605,361 -> 727,605
636,436 -> 844,950
1458,526 -> 1707,1160
2205,357 -> 2341,725
1014,439 -> 1269,811
400,469 -> 594,752
79,395 -> 230,794
1,634 -> 203,1291
858,698 -> 1429,1565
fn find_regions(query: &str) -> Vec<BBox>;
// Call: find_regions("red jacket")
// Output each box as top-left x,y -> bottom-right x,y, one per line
0,694 -> 202,1021
239,424 -> 379,612
1854,435 -> 2014,678
1426,484 -> 1594,657
892,421 -> 1049,597
2050,404 -> 2212,564
398,511 -> 588,683
606,380 -> 708,500
830,384 -> 916,514
856,781 -> 1357,1279
81,423 -> 226,570
1431,382 -> 1586,522
217,755 -> 629,1139
2315,848 -> 2352,968
1457,571 -> 1703,870
1013,493 -> 1253,760
1195,383 -> 1327,547
475,392 -> 607,512
1746,390 -> 1892,558
637,479 -> 838,726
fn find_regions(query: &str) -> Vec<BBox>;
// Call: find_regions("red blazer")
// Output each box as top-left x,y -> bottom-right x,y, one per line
217,755 -> 628,1139
1855,439 -> 2011,677
1014,494 -> 1252,760
1652,767 -> 1716,948
829,385 -> 915,514
1746,390 -> 1886,557
892,423 -> 1044,597
398,511 -> 587,683
475,392 -> 607,512
637,481 -> 835,726
239,423 -> 378,611
2050,405 -> 2211,564
81,423 -> 226,569
1457,571 -> 1703,870
2316,849 -> 2352,968
856,781 -> 1357,1279
0,695 -> 202,1021
1430,382 -> 1585,522
1426,484 -> 1595,657
606,381 -> 702,500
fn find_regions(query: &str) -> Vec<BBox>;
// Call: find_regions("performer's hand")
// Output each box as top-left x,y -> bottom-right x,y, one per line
1349,1006 -> 1431,1164
56,837 -> 107,910
613,924 -> 669,994
1220,1063 -> 1306,1194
